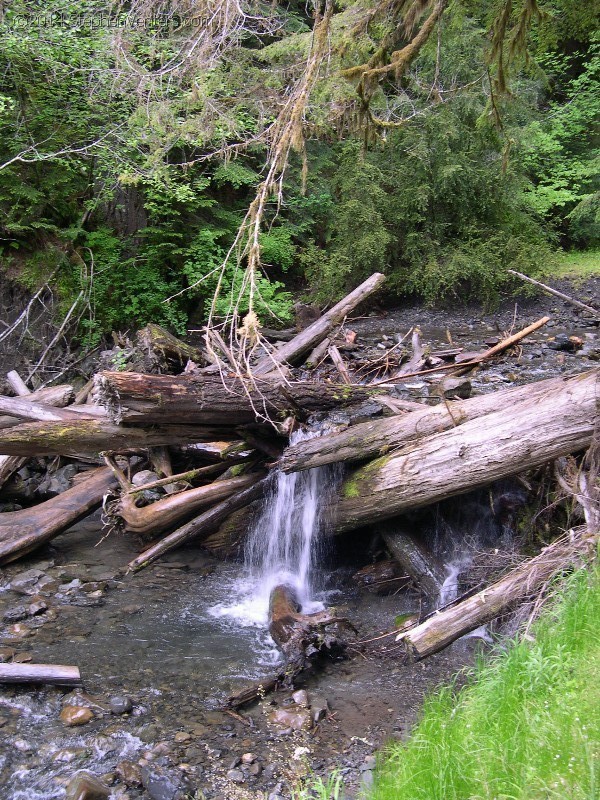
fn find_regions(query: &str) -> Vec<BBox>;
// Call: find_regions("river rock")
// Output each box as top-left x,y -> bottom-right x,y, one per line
430,376 -> 472,399
110,695 -> 133,714
0,647 -> 15,662
291,690 -> 309,708
8,568 -> 46,594
227,768 -> 246,783
2,605 -> 29,623
65,770 -> 110,800
140,763 -> 189,800
116,759 -> 143,786
268,707 -> 312,731
60,706 -> 94,727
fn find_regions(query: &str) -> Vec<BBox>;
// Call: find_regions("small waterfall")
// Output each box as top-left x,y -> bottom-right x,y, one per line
210,427 -> 339,629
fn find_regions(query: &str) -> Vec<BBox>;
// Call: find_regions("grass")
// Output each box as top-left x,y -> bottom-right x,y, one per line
368,559 -> 599,800
544,248 -> 600,279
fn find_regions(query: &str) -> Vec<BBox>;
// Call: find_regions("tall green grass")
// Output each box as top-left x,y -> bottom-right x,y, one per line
369,561 -> 599,800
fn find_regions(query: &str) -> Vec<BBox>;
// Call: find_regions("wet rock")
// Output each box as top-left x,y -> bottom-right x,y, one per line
28,598 -> 48,616
174,731 -> 191,743
430,376 -> 472,399
292,690 -> 309,707
140,763 -> 189,800
116,759 -> 143,786
227,769 -> 245,783
12,652 -> 32,663
52,747 -> 89,764
65,770 -> 110,800
268,707 -> 312,731
8,568 -> 47,594
110,695 -> 133,714
310,695 -> 329,723
131,470 -> 159,487
2,605 -> 29,623
0,647 -> 16,662
547,333 -> 582,352
60,706 -> 94,727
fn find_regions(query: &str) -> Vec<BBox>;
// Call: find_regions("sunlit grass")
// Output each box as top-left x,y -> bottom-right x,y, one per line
368,561 -> 599,800
545,248 -> 600,279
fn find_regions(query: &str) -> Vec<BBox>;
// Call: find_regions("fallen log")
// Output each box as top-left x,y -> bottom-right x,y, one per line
508,270 -> 599,318
396,527 -> 597,659
6,370 -> 31,396
127,476 -> 269,571
113,473 -> 259,537
201,500 -> 262,558
136,322 -> 207,370
96,371 -> 376,426
253,272 -> 386,375
0,663 -> 82,686
0,419 -> 233,457
0,467 -> 117,563
328,345 -> 351,383
381,524 -> 444,601
334,370 -> 598,532
0,394 -> 103,424
280,372 -> 581,473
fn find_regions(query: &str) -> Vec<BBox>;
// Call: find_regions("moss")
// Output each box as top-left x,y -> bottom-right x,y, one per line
341,453 -> 391,498
228,463 -> 247,477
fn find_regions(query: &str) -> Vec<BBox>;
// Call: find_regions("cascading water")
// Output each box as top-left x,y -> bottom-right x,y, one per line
209,427 -> 339,631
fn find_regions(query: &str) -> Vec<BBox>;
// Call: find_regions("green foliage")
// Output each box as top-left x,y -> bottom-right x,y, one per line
369,560 -> 600,800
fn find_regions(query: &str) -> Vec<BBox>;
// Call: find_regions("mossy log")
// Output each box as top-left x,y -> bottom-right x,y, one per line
335,370 -> 599,532
136,323 -> 207,370
280,372 -> 584,473
0,419 -> 234,457
0,467 -> 117,563
95,371 -> 376,426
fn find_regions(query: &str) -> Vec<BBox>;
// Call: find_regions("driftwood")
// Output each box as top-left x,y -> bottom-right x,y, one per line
306,337 -> 330,367
0,467 -> 117,563
0,394 -> 103,424
280,372 -> 582,473
227,584 -> 352,709
381,524 -> 444,601
396,527 -> 597,659
253,272 -> 386,375
96,371 -> 376,426
127,477 -> 269,571
328,345 -> 351,383
113,473 -> 259,536
0,419 -> 232,457
0,385 -> 75,430
509,270 -> 599,319
6,370 -> 30,396
334,370 -> 598,532
0,663 -> 82,686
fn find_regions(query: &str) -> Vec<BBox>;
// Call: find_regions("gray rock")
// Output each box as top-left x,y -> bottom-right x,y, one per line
227,769 -> 245,783
141,764 -> 189,800
3,605 -> 29,623
9,569 -> 46,594
110,695 -> 133,714
65,770 -> 110,800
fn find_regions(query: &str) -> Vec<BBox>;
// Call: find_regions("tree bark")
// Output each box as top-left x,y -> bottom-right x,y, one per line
136,322 -> 207,370
253,272 -> 386,375
0,394 -> 103,424
381,524 -> 444,600
0,663 -> 82,686
0,385 -> 75,430
280,372 -> 593,473
0,467 -> 117,564
113,473 -> 259,536
334,370 -> 598,532
0,419 -> 233,457
397,527 -> 597,659
96,371 -> 376,426
127,476 -> 269,571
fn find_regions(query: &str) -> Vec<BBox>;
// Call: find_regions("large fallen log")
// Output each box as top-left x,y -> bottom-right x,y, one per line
95,372 -> 376,426
0,394 -> 103,423
334,370 -> 598,532
253,272 -> 386,375
127,476 -> 269,571
281,371 -> 595,473
0,419 -> 233,457
0,467 -> 117,563
113,473 -> 259,537
508,270 -> 599,318
396,527 -> 597,659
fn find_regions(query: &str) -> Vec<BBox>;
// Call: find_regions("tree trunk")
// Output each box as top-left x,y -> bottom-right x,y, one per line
397,527 -> 597,659
0,419 -> 233,457
0,467 -> 117,564
334,370 -> 598,532
280,371 -> 595,473
136,323 -> 207,370
95,371 -> 376,426
381,524 -> 444,601
0,394 -> 102,424
127,476 -> 269,571
253,272 -> 386,375
113,473 -> 259,537
0,663 -> 82,686
202,500 -> 262,558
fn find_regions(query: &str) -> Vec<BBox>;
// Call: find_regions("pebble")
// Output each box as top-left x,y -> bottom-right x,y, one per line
140,763 -> 189,800
0,647 -> 16,662
12,651 -> 32,663
116,759 -> 143,786
110,695 -> 133,714
60,706 -> 94,727
291,689 -> 309,707
268,707 -> 312,731
65,770 -> 111,800
227,769 -> 245,783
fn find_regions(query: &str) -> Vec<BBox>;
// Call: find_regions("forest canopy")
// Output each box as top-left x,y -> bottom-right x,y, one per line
0,0 -> 598,342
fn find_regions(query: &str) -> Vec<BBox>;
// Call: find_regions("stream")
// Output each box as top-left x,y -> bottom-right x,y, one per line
1,287 -> 598,800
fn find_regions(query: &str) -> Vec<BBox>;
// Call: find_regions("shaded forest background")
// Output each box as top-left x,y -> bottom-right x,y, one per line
0,0 -> 597,347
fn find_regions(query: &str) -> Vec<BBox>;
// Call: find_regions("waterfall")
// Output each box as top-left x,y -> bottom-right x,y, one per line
209,427 -> 338,628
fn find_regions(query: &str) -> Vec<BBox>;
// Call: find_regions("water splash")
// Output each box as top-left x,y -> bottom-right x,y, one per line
210,427 -> 338,627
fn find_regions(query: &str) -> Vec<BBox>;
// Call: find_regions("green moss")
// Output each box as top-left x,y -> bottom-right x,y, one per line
341,454 -> 391,498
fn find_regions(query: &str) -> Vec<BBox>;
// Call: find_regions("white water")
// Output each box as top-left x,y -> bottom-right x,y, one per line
439,556 -> 491,642
209,428 -> 337,629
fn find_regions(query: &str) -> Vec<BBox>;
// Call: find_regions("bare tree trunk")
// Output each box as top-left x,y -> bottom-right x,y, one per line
0,467 -> 117,564
281,372 -> 595,473
253,272 -> 386,375
508,270 -> 599,318
397,527 -> 597,659
334,370 -> 598,532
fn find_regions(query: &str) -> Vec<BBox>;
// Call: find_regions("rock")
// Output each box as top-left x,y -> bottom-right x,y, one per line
12,652 -> 32,663
241,752 -> 257,764
291,690 -> 309,708
140,764 -> 189,800
65,770 -> 110,800
8,568 -> 46,594
174,731 -> 190,743
0,647 -> 16,662
547,333 -> 582,353
2,605 -> 29,623
352,559 -> 406,594
310,695 -> 329,723
249,762 -> 262,776
60,706 -> 94,727
110,696 -> 133,714
227,769 -> 245,783
116,760 -> 143,786
430,375 -> 472,400
28,598 -> 48,616
131,470 -> 159,487
268,707 -> 312,731
52,747 -> 89,764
